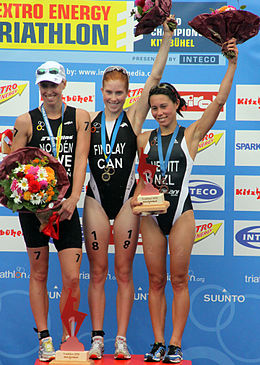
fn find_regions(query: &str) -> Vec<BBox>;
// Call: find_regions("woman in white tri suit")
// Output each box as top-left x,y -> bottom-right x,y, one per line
83,18 -> 175,360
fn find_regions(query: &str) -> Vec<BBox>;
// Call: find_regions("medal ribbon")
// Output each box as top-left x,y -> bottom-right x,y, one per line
157,125 -> 179,177
101,111 -> 124,165
41,102 -> 65,159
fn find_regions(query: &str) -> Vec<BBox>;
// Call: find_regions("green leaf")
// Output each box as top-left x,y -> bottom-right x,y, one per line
137,5 -> 143,16
240,5 -> 246,10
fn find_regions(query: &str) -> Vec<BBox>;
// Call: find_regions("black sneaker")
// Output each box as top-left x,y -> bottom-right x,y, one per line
163,345 -> 183,363
144,342 -> 166,362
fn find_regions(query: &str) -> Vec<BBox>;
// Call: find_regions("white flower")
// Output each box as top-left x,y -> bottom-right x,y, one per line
10,190 -> 22,204
17,178 -> 29,191
30,193 -> 42,205
13,165 -> 25,174
37,167 -> 48,180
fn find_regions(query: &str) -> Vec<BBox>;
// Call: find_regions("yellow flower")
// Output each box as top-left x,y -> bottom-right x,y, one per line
23,191 -> 32,201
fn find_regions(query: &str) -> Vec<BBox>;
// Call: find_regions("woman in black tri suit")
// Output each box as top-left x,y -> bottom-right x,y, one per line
83,18 -> 175,360
132,39 -> 238,364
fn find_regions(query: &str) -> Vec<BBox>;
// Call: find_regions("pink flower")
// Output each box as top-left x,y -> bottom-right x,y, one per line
143,0 -> 154,12
135,0 -> 145,7
10,179 -> 18,192
39,180 -> 48,189
27,166 -> 39,175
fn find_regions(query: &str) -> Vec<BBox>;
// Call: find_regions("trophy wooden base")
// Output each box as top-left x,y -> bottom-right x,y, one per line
133,200 -> 170,216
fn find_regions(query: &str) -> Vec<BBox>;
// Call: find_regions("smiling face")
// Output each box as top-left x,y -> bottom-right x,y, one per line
150,94 -> 180,129
101,79 -> 128,115
38,80 -> 66,106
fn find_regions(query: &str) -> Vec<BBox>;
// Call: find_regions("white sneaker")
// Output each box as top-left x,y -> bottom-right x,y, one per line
89,336 -> 104,359
114,336 -> 131,360
39,336 -> 56,362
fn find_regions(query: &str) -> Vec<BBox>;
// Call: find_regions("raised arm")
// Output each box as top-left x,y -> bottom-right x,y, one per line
59,109 -> 91,221
128,17 -> 175,135
186,38 -> 238,158
11,113 -> 32,152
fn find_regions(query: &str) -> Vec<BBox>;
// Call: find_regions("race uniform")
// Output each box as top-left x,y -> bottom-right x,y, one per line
18,106 -> 82,251
144,126 -> 193,235
86,111 -> 137,219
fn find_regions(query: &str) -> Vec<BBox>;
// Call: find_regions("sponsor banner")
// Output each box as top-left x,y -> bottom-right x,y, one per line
134,2 -> 223,54
39,81 -> 96,111
234,221 -> 260,256
189,175 -> 224,210
194,129 -> 225,166
234,175 -> 260,211
0,0 -> 134,51
0,216 -> 25,252
236,85 -> 260,121
192,219 -> 224,256
0,80 -> 29,116
176,84 -> 225,121
130,84 -> 226,121
235,130 -> 260,166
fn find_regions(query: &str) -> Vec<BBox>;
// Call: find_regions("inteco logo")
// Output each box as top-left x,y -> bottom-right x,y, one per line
195,222 -> 222,243
181,91 -> 222,112
198,132 -> 223,152
189,179 -> 223,203
235,226 -> 260,249
0,83 -> 27,104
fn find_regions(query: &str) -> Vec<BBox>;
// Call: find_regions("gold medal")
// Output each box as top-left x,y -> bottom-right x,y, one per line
101,166 -> 115,182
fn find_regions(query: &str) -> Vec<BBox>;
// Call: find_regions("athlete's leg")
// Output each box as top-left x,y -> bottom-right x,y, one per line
27,246 -> 50,332
58,247 -> 82,340
113,200 -> 140,337
141,216 -> 167,343
83,196 -> 110,331
168,210 -> 195,347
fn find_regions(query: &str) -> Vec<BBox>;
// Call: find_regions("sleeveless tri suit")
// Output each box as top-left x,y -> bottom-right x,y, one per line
144,126 -> 193,235
18,106 -> 82,251
86,111 -> 137,219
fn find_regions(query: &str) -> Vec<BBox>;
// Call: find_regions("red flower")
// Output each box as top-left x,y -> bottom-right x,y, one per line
28,180 -> 41,193
25,173 -> 35,182
17,172 -> 24,178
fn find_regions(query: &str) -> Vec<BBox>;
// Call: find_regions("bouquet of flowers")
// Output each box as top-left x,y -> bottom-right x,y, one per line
131,0 -> 177,36
0,147 -> 69,238
188,4 -> 260,58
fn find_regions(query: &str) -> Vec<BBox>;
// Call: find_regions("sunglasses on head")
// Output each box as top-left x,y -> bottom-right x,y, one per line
103,66 -> 128,76
36,67 -> 60,76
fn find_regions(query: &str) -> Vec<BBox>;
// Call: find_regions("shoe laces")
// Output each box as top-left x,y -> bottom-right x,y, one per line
41,337 -> 55,352
150,342 -> 165,355
91,336 -> 103,349
167,345 -> 182,355
116,336 -> 128,352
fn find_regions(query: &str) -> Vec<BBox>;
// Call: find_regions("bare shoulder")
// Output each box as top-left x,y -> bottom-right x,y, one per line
90,111 -> 99,122
137,130 -> 152,148
14,112 -> 32,131
76,108 -> 91,120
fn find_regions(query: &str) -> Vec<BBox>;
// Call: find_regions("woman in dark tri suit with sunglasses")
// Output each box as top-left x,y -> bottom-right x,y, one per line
82,18 -> 175,360
11,61 -> 91,362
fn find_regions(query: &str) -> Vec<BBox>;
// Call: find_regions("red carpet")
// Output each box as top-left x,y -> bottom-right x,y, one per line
35,354 -> 192,364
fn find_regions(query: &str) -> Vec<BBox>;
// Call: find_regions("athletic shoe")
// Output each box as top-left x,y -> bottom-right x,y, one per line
114,336 -> 131,360
39,336 -> 56,362
163,345 -> 183,363
144,342 -> 166,362
89,336 -> 104,360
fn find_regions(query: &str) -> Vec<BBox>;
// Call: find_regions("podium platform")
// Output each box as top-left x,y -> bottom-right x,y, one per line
35,354 -> 191,365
